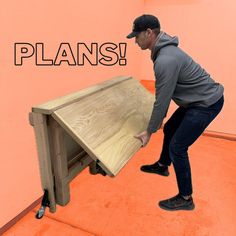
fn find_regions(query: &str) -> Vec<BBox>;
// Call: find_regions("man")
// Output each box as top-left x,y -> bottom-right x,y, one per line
127,14 -> 224,211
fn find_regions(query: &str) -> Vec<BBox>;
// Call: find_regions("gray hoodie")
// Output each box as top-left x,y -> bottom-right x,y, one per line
147,31 -> 224,134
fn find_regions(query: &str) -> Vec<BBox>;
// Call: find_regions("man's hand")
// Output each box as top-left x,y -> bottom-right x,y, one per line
134,130 -> 152,147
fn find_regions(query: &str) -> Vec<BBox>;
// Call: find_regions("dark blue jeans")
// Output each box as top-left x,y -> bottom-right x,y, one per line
158,95 -> 224,196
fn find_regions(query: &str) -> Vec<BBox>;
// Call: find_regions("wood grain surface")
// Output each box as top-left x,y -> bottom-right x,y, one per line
52,77 -> 154,176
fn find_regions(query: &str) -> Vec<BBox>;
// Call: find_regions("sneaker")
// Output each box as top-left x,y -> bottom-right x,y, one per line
158,194 -> 195,211
140,161 -> 169,176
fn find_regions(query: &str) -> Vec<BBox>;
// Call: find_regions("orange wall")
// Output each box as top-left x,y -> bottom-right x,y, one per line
140,0 -> 236,135
1,0 -> 236,229
0,0 -> 144,228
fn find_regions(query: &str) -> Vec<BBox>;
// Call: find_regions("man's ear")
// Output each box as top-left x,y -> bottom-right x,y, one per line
146,28 -> 152,37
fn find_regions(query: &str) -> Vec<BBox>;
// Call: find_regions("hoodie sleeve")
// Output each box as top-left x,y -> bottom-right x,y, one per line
147,56 -> 180,134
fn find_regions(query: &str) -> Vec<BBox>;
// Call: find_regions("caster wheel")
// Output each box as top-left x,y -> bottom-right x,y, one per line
35,206 -> 45,219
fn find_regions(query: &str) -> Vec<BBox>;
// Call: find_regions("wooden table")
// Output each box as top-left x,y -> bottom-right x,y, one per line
29,76 -> 154,218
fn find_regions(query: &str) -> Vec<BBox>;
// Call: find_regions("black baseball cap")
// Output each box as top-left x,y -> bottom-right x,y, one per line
127,14 -> 161,39
126,14 -> 160,39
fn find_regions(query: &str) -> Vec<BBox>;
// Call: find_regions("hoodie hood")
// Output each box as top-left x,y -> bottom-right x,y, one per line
151,31 -> 179,62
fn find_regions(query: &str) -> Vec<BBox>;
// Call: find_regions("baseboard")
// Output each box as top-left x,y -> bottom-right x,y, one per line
203,130 -> 236,141
0,196 -> 43,235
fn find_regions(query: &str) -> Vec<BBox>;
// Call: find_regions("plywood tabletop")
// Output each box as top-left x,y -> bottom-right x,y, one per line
52,77 -> 154,176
